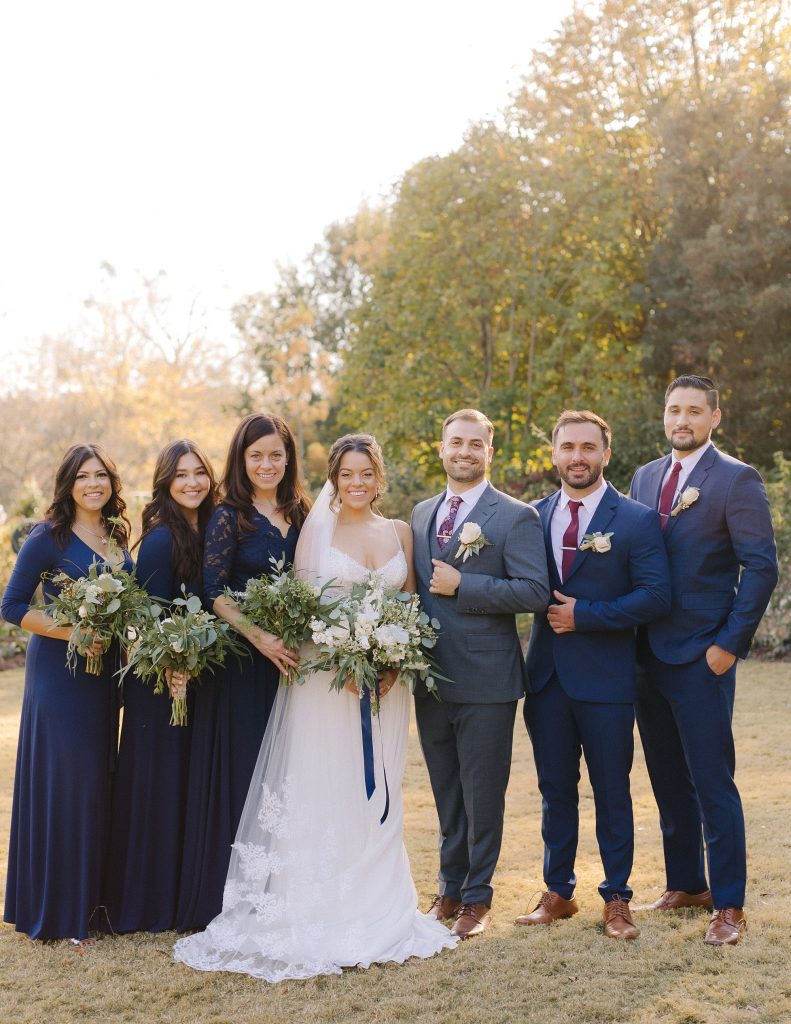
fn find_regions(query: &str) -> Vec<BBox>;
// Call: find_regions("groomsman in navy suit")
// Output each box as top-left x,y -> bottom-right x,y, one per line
631,375 -> 778,946
518,410 -> 671,939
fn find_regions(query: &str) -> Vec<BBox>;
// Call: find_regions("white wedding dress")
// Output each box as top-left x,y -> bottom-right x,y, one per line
174,534 -> 457,982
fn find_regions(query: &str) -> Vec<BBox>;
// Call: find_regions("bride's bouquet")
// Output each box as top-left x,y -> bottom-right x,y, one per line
47,561 -> 154,675
120,589 -> 248,726
302,576 -> 446,713
229,555 -> 339,683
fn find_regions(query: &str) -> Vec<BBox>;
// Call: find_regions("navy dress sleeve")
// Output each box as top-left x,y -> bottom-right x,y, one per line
1,523 -> 57,625
203,505 -> 238,602
134,526 -> 176,603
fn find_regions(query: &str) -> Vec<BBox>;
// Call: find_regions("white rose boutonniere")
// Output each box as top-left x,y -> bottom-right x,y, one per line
455,522 -> 492,563
579,531 -> 614,553
671,486 -> 700,517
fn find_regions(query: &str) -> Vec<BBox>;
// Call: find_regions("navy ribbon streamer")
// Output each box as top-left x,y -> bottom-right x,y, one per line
359,679 -> 390,824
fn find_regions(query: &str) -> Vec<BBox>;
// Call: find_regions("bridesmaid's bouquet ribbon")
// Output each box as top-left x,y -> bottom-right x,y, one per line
119,588 -> 248,726
46,562 -> 154,676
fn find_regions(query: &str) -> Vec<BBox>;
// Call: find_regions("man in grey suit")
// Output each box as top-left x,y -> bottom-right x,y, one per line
411,408 -> 550,939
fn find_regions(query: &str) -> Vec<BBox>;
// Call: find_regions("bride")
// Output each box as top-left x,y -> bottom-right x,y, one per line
174,434 -> 458,981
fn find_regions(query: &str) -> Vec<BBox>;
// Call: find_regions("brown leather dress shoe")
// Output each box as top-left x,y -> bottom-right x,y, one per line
514,891 -> 579,926
704,908 -> 746,946
648,889 -> 713,911
603,898 -> 640,940
426,894 -> 462,921
451,902 -> 491,939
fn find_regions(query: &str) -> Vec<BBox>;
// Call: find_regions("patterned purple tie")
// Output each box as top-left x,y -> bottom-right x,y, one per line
437,496 -> 463,551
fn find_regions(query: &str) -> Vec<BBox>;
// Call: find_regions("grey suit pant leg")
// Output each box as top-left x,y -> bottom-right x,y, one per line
415,695 -> 517,906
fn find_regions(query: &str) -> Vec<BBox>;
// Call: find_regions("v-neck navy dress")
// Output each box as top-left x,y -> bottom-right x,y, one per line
174,503 -> 298,931
2,522 -> 131,940
103,526 -> 197,932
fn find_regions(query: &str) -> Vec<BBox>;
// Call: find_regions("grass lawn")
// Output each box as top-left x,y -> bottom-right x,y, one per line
1,662 -> 789,1024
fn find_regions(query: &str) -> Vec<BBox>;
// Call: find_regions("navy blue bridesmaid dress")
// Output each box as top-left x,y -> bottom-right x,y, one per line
2,522 -> 132,940
102,526 -> 196,932
174,503 -> 298,931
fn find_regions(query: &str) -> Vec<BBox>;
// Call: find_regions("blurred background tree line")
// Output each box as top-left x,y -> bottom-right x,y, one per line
1,0 -> 789,652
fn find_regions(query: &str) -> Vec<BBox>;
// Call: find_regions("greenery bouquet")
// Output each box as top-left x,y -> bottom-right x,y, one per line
47,561 -> 154,675
121,589 -> 248,726
230,556 -> 339,683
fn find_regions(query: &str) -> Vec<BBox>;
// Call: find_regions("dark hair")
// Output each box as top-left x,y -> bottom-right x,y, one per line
46,443 -> 130,550
551,409 -> 612,449
442,408 -> 494,443
221,413 -> 311,532
136,439 -> 218,585
665,375 -> 719,411
326,434 -> 387,512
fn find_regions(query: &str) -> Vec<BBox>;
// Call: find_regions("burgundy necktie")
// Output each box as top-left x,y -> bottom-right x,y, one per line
437,496 -> 463,551
561,500 -> 583,582
658,461 -> 682,531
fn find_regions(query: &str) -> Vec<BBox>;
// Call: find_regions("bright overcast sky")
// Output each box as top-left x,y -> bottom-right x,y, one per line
0,0 -> 576,371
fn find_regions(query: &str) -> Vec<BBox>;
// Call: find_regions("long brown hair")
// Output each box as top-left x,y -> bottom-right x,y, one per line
326,434 -> 388,513
136,439 -> 218,584
221,413 -> 311,532
46,443 -> 130,549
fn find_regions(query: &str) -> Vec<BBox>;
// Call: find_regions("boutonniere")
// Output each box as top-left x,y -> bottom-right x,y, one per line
455,522 -> 492,562
671,486 -> 700,517
579,531 -> 614,553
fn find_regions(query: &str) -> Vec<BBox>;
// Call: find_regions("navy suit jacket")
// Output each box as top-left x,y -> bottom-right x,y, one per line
630,444 -> 778,664
525,483 -> 671,703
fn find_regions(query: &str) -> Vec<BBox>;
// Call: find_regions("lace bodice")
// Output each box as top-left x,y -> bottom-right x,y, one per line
325,547 -> 407,590
203,503 -> 298,601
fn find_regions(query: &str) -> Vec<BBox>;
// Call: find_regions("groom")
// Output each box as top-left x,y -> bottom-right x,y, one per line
412,408 -> 550,939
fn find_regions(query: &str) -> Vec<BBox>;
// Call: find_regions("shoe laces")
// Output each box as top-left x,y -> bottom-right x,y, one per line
428,894 -> 443,910
711,908 -> 739,925
456,903 -> 483,920
607,897 -> 631,920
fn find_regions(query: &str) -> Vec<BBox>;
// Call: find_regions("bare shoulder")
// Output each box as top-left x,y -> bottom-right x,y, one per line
391,519 -> 413,546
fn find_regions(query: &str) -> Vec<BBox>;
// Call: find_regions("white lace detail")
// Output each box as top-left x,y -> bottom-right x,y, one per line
173,530 -> 457,982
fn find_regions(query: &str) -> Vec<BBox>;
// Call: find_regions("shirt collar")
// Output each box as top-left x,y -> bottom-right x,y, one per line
445,478 -> 488,507
559,475 -> 608,510
671,439 -> 712,472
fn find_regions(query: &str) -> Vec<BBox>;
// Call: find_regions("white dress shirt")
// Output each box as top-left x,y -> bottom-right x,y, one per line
434,478 -> 489,541
659,440 -> 712,504
550,476 -> 609,579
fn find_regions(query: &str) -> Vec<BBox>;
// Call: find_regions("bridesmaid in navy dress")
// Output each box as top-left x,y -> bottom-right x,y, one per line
175,413 -> 311,931
103,439 -> 218,933
2,444 -> 132,943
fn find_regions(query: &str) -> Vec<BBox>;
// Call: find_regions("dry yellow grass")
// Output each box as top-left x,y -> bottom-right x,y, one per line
1,662 -> 789,1024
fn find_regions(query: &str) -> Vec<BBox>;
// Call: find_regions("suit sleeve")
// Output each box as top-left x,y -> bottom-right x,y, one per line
714,466 -> 778,658
456,504 -> 550,614
573,509 -> 672,632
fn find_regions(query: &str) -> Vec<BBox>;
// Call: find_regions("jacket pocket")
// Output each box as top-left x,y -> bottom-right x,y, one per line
681,591 -> 733,610
467,633 -> 512,651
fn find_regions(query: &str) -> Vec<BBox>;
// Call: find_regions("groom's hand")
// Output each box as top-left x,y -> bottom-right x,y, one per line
547,590 -> 576,633
430,559 -> 461,596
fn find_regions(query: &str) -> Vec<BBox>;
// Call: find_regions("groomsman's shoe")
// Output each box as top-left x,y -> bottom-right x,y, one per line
451,903 -> 491,940
426,894 -> 462,921
704,908 -> 746,946
647,889 -> 713,911
514,891 -> 578,926
603,898 -> 640,940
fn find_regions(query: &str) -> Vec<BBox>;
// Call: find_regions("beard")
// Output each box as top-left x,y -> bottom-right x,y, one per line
558,463 -> 604,491
445,459 -> 485,484
671,431 -> 706,452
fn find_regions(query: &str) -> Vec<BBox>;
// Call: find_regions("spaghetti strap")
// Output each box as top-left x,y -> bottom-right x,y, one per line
390,519 -> 402,551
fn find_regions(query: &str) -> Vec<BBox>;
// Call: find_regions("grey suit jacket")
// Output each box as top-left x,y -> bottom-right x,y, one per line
411,483 -> 550,703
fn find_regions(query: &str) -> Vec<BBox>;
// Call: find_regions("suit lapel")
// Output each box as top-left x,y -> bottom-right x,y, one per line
651,455 -> 672,510
540,491 -> 562,589
439,483 -> 498,565
563,482 -> 619,584
664,444 -> 717,538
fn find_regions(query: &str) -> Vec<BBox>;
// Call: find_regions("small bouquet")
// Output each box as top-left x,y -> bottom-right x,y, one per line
47,561 -> 154,675
121,589 -> 248,725
302,576 -> 447,713
230,556 -> 339,683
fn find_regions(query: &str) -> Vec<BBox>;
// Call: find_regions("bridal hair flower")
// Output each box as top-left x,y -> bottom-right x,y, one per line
579,531 -> 614,553
671,486 -> 700,517
455,522 -> 492,563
